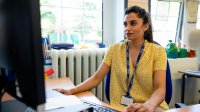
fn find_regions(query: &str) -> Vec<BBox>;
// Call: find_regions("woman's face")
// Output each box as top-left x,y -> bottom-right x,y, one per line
124,13 -> 148,41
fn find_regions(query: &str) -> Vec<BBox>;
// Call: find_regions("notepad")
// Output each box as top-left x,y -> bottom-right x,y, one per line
185,70 -> 200,74
45,95 -> 84,111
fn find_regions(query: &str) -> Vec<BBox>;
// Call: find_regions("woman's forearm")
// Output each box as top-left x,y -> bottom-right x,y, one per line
70,75 -> 101,94
70,63 -> 110,95
145,88 -> 166,108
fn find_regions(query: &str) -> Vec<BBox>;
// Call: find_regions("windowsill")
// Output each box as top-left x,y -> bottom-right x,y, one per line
168,57 -> 197,60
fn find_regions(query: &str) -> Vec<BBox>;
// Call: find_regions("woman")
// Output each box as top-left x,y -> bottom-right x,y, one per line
55,6 -> 169,112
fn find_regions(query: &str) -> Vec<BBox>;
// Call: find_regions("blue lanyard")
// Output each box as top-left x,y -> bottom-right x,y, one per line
125,41 -> 144,96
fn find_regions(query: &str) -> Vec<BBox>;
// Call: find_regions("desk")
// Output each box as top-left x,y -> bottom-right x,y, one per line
165,104 -> 200,112
46,77 -> 123,111
178,70 -> 200,103
3,77 -> 200,112
2,77 -> 123,111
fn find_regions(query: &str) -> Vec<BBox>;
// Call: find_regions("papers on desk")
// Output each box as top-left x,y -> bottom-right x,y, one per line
45,95 -> 83,111
46,89 -> 65,98
185,70 -> 200,73
179,70 -> 200,76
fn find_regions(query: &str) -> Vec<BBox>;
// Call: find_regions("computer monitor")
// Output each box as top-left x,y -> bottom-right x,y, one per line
0,0 -> 45,111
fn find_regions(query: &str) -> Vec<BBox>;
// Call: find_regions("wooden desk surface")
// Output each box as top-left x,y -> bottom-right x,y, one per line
4,77 -> 200,112
165,104 -> 200,112
45,77 -> 123,111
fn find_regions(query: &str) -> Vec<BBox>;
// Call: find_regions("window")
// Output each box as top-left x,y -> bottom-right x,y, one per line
151,0 -> 182,47
40,0 -> 103,44
196,4 -> 200,28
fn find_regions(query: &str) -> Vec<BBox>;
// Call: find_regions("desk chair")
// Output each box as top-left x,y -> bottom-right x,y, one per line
105,41 -> 173,105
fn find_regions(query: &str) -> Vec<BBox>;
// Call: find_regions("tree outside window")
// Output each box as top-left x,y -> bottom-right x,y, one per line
40,0 -> 103,44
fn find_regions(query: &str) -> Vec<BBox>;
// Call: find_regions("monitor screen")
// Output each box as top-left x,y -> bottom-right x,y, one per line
0,0 -> 45,111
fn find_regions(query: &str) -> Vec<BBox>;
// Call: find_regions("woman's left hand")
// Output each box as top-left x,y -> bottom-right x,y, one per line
123,103 -> 156,112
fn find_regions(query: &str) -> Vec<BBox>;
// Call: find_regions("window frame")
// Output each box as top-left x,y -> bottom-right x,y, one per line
151,0 -> 184,47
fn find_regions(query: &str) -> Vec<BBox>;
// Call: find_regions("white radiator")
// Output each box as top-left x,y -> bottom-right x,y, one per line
49,48 -> 107,101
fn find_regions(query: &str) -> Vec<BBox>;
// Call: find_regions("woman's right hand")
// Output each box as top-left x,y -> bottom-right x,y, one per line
53,88 -> 74,95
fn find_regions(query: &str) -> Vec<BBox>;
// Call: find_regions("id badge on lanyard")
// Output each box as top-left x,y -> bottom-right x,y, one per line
120,95 -> 134,106
120,41 -> 144,106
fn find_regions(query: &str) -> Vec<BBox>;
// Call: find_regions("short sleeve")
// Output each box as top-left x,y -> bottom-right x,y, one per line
153,46 -> 167,71
103,44 -> 114,66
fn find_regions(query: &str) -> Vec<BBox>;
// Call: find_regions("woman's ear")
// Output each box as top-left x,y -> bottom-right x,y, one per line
144,23 -> 149,32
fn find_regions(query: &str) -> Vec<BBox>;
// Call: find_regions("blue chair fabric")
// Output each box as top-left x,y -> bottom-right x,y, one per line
105,41 -> 172,104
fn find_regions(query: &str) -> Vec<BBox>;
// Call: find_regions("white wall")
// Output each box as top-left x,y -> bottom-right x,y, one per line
103,0 -> 114,46
103,0 -> 125,47
113,0 -> 125,43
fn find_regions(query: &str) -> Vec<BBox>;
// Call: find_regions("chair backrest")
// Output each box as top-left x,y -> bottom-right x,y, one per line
105,41 -> 172,104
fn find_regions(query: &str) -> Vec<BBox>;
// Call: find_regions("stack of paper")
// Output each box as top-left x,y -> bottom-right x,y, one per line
45,95 -> 84,111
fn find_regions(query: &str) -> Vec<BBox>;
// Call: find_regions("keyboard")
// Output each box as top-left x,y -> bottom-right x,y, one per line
82,100 -> 119,112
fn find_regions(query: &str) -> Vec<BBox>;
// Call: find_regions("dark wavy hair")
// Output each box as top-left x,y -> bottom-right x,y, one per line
125,6 -> 153,43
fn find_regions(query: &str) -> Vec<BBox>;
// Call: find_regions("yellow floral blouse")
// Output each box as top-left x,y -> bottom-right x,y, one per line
103,39 -> 169,109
